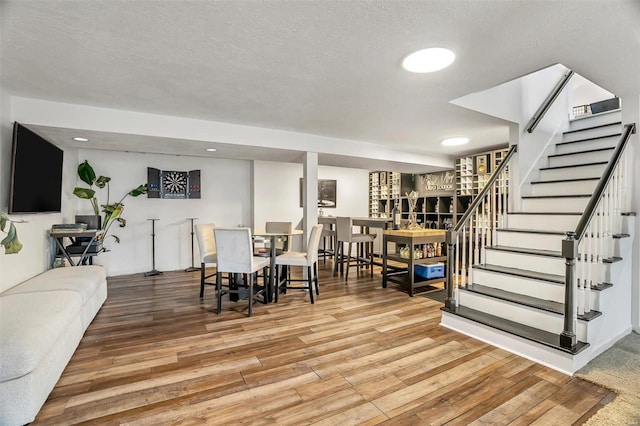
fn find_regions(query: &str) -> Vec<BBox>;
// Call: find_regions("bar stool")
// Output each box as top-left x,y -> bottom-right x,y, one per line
333,217 -> 376,280
319,227 -> 336,264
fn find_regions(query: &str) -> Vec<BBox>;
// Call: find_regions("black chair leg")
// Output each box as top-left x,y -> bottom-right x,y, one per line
307,266 -> 314,304
248,274 -> 254,317
216,271 -> 223,314
345,242 -> 353,281
314,262 -> 319,295
200,262 -> 205,298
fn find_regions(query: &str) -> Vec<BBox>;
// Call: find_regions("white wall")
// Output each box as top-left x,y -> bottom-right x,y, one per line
252,160 -> 369,250
76,150 -> 251,276
572,74 -> 615,108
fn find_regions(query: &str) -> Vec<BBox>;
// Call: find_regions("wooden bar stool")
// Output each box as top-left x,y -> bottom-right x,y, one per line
333,217 -> 376,280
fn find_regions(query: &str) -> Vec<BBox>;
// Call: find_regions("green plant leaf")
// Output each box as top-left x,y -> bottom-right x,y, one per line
0,212 -> 7,232
1,222 -> 22,254
95,176 -> 111,189
77,161 -> 96,186
129,184 -> 148,197
73,187 -> 96,199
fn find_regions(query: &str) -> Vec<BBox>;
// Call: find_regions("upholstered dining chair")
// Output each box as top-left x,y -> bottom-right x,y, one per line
213,228 -> 269,317
194,223 -> 216,298
274,224 -> 323,304
333,217 -> 376,280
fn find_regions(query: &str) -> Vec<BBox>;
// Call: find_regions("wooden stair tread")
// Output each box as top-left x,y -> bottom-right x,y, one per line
539,161 -> 607,171
495,228 -> 565,235
462,284 -> 601,321
556,133 -> 621,145
530,177 -> 600,185
508,212 -> 582,215
521,194 -> 591,199
487,245 -> 562,258
473,264 -> 563,283
441,305 -> 590,355
563,121 -> 622,134
548,146 -> 614,158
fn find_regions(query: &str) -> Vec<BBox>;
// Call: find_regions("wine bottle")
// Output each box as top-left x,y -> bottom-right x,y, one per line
392,200 -> 401,230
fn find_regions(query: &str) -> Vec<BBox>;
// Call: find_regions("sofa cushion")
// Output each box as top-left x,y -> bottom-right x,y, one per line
0,291 -> 83,381
3,265 -> 106,304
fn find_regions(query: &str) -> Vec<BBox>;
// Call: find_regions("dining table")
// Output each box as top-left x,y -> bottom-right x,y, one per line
253,229 -> 304,302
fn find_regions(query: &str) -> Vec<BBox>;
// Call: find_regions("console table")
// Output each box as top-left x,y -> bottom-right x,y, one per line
50,229 -> 102,267
382,229 -> 446,296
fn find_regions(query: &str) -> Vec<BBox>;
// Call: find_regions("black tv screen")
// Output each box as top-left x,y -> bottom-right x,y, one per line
9,123 -> 63,213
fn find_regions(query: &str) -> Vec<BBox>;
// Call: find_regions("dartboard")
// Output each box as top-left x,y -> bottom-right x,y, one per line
163,171 -> 188,194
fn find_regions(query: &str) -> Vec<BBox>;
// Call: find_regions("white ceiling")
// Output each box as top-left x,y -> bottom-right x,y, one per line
1,0 -> 639,168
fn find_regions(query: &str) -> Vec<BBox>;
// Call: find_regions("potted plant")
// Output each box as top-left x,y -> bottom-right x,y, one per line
0,211 -> 22,254
73,160 -> 147,245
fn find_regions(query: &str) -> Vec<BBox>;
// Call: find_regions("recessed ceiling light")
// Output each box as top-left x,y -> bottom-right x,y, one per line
206,148 -> 217,152
402,47 -> 455,73
73,137 -> 89,142
441,137 -> 469,146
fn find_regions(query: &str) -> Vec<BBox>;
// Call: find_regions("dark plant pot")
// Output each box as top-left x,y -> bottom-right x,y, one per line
75,215 -> 101,230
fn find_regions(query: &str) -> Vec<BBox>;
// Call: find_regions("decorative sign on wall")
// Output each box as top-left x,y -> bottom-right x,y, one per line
147,168 -> 201,199
417,170 -> 455,194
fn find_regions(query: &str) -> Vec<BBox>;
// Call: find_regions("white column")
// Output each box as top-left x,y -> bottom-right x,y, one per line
302,152 -> 318,251
622,94 -> 640,331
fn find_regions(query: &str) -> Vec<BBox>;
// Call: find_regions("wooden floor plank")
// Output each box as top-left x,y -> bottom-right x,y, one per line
31,264 -> 611,424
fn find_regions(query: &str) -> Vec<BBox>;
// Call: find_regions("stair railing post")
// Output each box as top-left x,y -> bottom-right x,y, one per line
560,231 -> 578,349
445,228 -> 457,309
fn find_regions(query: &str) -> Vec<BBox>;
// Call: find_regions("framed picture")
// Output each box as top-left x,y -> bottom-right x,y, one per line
300,178 -> 337,208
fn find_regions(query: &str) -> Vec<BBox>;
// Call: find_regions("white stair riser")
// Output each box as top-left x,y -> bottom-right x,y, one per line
472,268 -> 565,301
506,214 -> 579,232
548,150 -> 613,168
539,163 -> 605,181
471,268 -> 603,307
496,231 -> 566,251
530,179 -> 597,196
458,290 -> 589,341
568,110 -> 621,132
484,249 -> 565,275
521,196 -> 588,213
562,127 -> 621,143
555,136 -> 619,155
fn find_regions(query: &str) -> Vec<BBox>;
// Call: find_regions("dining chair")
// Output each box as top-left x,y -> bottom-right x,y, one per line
194,223 -> 216,298
333,217 -> 376,280
213,228 -> 269,317
274,224 -> 323,304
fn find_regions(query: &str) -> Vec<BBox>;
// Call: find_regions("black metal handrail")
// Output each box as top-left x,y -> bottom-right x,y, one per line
526,70 -> 574,134
573,123 -> 636,240
444,144 -> 517,309
453,144 -> 517,233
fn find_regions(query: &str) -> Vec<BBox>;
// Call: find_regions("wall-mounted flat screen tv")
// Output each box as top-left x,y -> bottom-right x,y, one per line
9,122 -> 63,214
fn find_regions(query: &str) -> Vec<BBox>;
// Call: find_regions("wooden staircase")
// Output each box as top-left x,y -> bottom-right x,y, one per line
441,109 -> 635,374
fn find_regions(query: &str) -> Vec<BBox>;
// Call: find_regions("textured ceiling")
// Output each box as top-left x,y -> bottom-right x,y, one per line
1,0 -> 639,165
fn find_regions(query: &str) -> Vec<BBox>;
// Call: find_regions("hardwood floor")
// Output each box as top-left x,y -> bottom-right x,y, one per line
34,262 -> 612,425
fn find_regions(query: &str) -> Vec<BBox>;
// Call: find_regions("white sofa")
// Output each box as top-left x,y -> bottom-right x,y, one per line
0,265 -> 107,425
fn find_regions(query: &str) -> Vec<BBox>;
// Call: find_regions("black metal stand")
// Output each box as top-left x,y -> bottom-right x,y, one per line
144,218 -> 163,277
185,217 -> 200,272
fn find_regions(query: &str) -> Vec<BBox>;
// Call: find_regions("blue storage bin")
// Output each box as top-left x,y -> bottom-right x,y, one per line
415,263 -> 445,279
